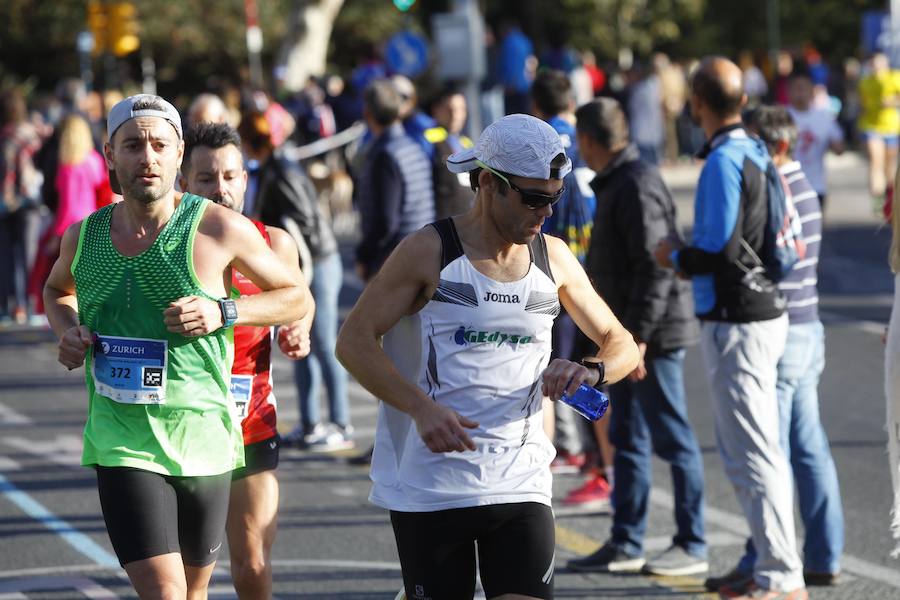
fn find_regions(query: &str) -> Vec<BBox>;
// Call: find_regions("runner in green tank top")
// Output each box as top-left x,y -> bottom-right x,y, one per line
42,95 -> 312,600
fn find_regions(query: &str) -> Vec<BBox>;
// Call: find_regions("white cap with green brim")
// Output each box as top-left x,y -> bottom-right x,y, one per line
446,113 -> 571,180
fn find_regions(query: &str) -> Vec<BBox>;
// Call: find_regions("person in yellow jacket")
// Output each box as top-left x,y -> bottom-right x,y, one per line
858,52 -> 900,208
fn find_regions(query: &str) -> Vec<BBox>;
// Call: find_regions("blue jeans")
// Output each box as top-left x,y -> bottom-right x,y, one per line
637,143 -> 663,166
293,252 -> 350,428
608,348 -> 706,558
738,320 -> 844,574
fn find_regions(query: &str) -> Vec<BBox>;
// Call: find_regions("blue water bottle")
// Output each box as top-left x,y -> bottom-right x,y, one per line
560,384 -> 610,421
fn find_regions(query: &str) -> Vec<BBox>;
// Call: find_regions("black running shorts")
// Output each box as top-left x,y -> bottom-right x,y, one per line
390,502 -> 555,600
96,466 -> 231,567
232,435 -> 280,481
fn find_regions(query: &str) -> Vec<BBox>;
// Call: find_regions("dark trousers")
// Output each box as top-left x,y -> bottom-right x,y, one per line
609,348 -> 706,557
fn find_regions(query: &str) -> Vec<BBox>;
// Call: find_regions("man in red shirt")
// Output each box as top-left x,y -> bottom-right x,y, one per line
181,121 -> 312,599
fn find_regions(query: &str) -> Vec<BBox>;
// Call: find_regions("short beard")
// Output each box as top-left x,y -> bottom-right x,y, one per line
121,173 -> 175,205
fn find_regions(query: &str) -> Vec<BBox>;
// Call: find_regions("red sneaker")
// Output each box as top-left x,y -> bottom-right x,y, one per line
562,474 -> 611,509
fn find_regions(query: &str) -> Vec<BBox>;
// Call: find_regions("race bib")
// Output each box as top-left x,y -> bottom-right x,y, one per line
230,375 -> 253,421
92,335 -> 167,404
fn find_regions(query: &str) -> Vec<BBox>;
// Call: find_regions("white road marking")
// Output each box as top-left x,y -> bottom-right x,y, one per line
0,576 -> 118,598
0,471 -> 118,567
331,486 -> 357,497
650,488 -> 900,589
820,309 -> 888,336
0,403 -> 30,426
0,457 -> 21,472
643,531 -> 745,553
3,434 -> 83,467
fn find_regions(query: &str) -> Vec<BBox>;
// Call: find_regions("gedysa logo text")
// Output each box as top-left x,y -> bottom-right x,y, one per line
454,325 -> 532,346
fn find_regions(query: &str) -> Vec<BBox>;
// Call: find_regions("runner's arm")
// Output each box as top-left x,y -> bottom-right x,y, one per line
268,226 -> 315,359
226,210 -> 311,326
546,235 -> 640,396
166,206 -> 312,335
336,228 -> 479,453
44,222 -> 93,369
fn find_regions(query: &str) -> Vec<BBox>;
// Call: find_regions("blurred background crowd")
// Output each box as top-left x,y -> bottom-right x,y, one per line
1,0 -> 898,465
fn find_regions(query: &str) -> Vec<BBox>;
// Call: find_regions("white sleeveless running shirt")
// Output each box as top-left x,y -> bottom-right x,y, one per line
370,219 -> 559,512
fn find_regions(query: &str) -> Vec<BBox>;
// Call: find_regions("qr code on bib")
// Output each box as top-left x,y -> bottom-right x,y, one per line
143,367 -> 163,387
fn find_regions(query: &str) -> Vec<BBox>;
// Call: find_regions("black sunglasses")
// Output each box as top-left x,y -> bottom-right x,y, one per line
479,163 -> 565,209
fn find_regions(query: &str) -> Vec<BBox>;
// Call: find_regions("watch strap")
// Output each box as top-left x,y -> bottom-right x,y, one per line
581,358 -> 606,387
218,298 -> 238,328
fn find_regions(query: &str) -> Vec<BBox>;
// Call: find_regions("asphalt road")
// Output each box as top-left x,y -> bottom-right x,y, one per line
0,153 -> 897,599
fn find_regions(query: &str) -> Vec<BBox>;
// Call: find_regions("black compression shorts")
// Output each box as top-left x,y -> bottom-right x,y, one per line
390,502 -> 555,600
96,466 -> 231,567
232,435 -> 280,481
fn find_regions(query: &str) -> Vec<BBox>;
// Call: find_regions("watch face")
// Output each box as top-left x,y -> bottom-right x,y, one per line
223,301 -> 238,320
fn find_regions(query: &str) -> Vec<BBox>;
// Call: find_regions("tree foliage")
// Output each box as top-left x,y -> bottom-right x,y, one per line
326,0 -> 409,73
530,0 -> 705,60
0,0 -> 292,95
678,0 -> 887,64
0,0 -> 892,97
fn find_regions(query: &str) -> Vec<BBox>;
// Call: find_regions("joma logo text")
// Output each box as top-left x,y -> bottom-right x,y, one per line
482,291 -> 519,303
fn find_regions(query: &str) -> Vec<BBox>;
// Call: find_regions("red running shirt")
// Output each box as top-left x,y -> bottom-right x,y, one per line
230,220 -> 278,445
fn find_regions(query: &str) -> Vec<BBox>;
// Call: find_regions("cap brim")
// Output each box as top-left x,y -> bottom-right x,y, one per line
446,148 -> 478,174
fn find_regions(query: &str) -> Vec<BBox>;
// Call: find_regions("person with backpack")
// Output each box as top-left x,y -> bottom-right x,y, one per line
706,105 -> 842,591
654,57 -> 807,600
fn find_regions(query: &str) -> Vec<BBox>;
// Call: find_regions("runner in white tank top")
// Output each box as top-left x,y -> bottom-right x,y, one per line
371,218 -> 560,511
337,114 -> 640,600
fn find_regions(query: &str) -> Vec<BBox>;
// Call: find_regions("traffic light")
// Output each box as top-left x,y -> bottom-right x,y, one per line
107,2 -> 140,57
86,1 -> 107,56
393,0 -> 416,11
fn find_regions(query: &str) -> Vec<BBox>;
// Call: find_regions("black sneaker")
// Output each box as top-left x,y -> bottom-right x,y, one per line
804,570 -> 840,586
347,444 -> 374,466
282,424 -> 311,449
704,566 -> 753,591
566,541 -> 645,573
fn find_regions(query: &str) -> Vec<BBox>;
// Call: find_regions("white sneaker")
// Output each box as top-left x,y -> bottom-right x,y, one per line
642,544 -> 708,576
307,423 -> 355,453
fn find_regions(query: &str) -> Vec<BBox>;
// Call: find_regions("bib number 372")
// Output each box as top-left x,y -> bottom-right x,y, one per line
92,335 -> 168,404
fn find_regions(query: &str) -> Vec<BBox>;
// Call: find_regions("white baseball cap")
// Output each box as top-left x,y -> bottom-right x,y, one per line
107,94 -> 183,141
446,114 -> 571,180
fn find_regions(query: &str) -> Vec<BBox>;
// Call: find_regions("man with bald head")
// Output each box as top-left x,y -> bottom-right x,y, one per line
655,57 -> 807,599
187,93 -> 230,127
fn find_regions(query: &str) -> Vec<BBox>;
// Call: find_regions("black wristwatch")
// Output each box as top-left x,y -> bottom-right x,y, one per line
581,358 -> 606,388
218,298 -> 238,328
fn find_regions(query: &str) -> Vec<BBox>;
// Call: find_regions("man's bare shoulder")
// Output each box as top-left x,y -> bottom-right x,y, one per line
264,225 -> 292,249
371,225 -> 443,289
196,200 -> 257,241
264,226 -> 301,265
57,220 -> 86,266
544,233 -> 578,264
543,233 -> 570,255
391,225 -> 442,270
543,233 -> 580,286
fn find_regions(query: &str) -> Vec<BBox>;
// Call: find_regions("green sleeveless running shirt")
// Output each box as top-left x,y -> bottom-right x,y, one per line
72,193 -> 244,476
